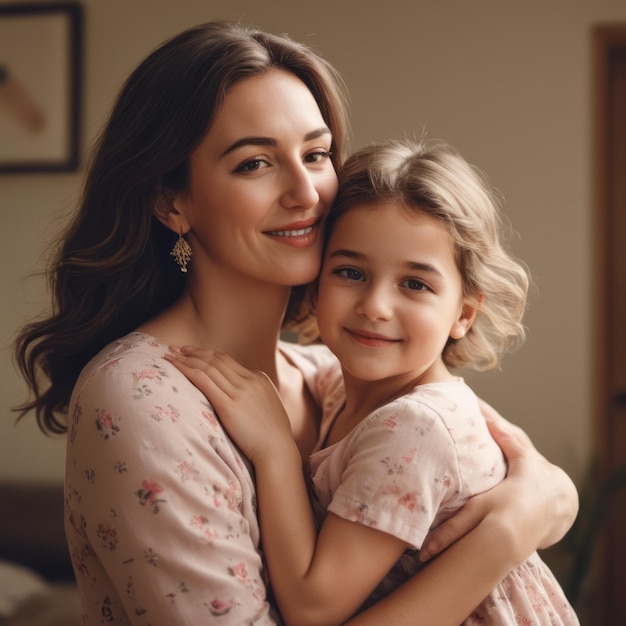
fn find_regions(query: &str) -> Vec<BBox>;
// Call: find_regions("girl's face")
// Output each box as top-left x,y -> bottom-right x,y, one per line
171,68 -> 338,287
317,202 -> 476,386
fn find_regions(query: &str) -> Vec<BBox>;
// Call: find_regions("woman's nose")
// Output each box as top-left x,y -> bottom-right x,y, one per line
280,163 -> 319,210
355,284 -> 393,321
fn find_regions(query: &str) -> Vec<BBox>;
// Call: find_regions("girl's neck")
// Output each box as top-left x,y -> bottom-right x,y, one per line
332,362 -> 457,444
341,374 -> 419,424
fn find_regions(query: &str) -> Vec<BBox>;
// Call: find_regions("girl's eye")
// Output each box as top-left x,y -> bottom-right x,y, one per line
335,267 -> 365,281
305,150 -> 333,164
402,278 -> 429,292
235,158 -> 269,173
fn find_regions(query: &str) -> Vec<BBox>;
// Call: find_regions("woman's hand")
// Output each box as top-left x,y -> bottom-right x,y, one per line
166,347 -> 295,464
419,402 -> 579,563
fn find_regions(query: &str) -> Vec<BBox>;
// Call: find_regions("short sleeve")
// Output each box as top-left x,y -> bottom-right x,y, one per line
65,339 -> 278,625
325,399 -> 462,549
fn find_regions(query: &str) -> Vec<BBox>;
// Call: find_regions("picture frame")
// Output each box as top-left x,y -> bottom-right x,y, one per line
0,2 -> 83,173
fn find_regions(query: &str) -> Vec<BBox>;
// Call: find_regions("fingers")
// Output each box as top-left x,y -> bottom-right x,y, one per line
485,415 -> 539,468
169,347 -> 240,379
165,347 -> 241,401
419,498 -> 482,562
165,346 -> 274,403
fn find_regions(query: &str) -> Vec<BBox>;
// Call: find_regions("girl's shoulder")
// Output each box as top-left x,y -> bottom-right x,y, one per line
403,379 -> 479,412
361,380 -> 482,441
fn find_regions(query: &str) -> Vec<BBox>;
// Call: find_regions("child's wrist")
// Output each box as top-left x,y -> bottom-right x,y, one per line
253,437 -> 302,470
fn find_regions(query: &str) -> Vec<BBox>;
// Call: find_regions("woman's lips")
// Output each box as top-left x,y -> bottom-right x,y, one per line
265,218 -> 320,248
268,225 -> 314,237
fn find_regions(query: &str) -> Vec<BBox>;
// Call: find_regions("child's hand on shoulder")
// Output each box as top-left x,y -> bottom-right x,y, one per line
165,347 -> 295,464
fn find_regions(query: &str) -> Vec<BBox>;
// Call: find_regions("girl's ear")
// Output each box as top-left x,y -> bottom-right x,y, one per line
153,189 -> 190,235
450,295 -> 481,340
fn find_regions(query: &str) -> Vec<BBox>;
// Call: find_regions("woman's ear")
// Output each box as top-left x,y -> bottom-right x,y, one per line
450,295 -> 481,340
153,188 -> 190,235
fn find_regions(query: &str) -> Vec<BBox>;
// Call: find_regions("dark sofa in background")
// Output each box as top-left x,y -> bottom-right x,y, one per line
0,482 -> 80,625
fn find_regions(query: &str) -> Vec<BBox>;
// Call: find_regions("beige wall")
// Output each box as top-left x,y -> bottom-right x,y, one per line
2,0 -> 624,484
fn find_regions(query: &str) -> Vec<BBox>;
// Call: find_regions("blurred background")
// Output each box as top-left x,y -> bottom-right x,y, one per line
1,1 -> 625,623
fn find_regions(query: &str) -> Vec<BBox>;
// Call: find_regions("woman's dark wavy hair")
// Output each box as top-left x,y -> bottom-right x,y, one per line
14,20 -> 349,434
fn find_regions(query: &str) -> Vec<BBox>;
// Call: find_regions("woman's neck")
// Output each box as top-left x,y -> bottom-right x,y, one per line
139,270 -> 291,383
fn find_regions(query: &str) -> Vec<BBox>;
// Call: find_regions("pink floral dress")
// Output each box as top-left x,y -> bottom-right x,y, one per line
65,332 -> 336,625
309,363 -> 580,625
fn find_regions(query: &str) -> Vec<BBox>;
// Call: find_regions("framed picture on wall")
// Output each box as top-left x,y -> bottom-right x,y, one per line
0,2 -> 83,173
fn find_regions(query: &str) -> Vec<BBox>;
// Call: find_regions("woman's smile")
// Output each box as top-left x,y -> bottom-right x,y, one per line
265,217 -> 323,247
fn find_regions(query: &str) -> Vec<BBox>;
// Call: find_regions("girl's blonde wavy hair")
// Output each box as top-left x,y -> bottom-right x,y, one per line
323,138 -> 530,371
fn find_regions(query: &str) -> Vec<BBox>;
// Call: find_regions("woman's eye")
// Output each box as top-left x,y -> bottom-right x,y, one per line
402,278 -> 428,291
335,267 -> 365,281
305,150 -> 332,164
236,158 -> 268,173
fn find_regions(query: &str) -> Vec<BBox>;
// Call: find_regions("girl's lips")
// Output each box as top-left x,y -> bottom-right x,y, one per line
346,328 -> 400,347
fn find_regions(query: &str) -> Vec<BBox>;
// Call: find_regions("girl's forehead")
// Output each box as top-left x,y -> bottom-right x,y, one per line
329,201 -> 450,245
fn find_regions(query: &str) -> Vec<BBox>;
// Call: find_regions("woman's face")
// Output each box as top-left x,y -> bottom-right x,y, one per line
173,68 -> 338,287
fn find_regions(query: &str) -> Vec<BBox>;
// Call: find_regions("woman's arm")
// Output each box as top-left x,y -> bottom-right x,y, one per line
344,404 -> 579,626
255,390 -> 578,626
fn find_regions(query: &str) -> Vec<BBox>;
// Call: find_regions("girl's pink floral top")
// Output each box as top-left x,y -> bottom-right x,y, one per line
65,332 -> 336,625
310,364 -> 579,625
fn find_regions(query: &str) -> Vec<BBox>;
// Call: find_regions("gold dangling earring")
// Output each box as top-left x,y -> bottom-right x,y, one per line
170,230 -> 192,272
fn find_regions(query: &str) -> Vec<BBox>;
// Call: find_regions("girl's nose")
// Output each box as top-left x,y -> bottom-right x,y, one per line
355,284 -> 393,321
280,162 -> 319,210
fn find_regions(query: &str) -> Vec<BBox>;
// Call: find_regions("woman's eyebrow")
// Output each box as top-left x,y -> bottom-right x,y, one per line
221,136 -> 276,156
221,127 -> 331,157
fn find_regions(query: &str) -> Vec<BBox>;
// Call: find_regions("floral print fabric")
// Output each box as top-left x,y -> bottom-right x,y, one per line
65,333 -> 335,625
310,365 -> 579,625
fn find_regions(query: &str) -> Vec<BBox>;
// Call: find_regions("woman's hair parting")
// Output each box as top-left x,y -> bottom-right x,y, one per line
13,21 -> 350,434
327,138 -> 530,371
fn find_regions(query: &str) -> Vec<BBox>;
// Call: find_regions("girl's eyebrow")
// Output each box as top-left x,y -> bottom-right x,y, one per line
328,249 -> 444,278
326,249 -> 364,261
405,260 -> 444,278
221,127 -> 331,157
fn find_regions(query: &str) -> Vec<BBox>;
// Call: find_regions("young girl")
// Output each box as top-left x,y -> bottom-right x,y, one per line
170,138 -> 579,625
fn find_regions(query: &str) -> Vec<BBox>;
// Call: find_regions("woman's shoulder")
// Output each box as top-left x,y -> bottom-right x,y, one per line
280,340 -> 343,413
72,332 -> 171,400
82,332 -> 167,371
279,339 -> 338,372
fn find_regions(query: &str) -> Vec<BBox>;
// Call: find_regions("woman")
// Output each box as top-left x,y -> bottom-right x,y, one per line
14,21 -> 577,625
